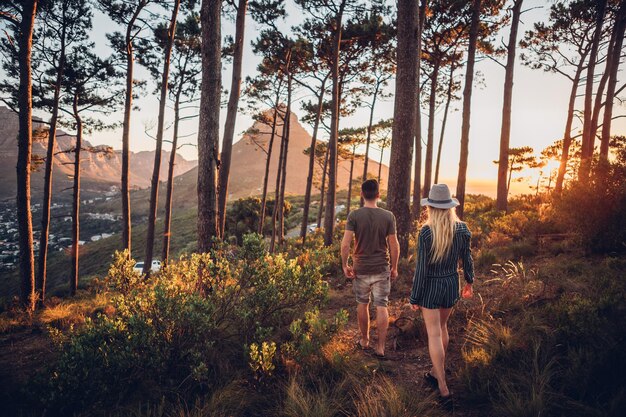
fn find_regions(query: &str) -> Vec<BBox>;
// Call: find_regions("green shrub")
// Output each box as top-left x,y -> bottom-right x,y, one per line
281,308 -> 348,365
39,234 -> 329,414
551,151 -> 626,254
475,249 -> 498,270
502,240 -> 538,260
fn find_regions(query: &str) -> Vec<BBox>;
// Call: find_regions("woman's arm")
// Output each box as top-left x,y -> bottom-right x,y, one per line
410,230 -> 428,304
462,229 -> 474,284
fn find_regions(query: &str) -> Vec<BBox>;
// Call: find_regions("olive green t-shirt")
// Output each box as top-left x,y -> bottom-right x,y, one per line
346,207 -> 397,275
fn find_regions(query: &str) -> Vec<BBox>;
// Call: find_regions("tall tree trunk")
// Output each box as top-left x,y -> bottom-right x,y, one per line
434,65 -> 454,184
600,0 -> 626,163
590,26 -> 615,145
37,36 -> 65,304
144,0 -> 180,274
317,145 -> 330,228
258,105 -> 281,235
271,110 -> 287,252
323,1 -> 346,246
378,147 -> 384,184
423,61 -> 439,198
300,78 -> 327,242
197,0 -> 222,253
162,90 -> 182,264
555,61 -> 586,193
579,0 -> 607,181
217,0 -> 248,237
70,96 -> 82,296
16,0 -> 38,311
277,75 -> 292,247
361,79 -> 380,206
347,145 -> 356,215
496,0 -> 522,211
455,0 -> 481,219
121,2 -> 145,256
507,156 -> 515,193
389,0 -> 418,257
411,0 -> 426,221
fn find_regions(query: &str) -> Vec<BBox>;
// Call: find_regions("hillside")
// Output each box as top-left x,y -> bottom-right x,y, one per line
0,106 -> 197,202
170,111 -> 389,206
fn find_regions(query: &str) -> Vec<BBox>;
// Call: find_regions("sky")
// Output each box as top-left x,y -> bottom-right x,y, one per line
25,0 -> 626,196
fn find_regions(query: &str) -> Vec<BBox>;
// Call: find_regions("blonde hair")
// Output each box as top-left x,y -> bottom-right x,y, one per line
425,206 -> 460,263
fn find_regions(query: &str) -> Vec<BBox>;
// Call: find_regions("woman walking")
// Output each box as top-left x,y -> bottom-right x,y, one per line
410,184 -> 474,403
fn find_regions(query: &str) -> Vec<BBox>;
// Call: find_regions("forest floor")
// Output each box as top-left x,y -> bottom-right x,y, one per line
0,256 -> 546,416
322,273 -> 491,417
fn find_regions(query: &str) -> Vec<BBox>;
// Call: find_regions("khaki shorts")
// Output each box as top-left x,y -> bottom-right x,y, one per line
353,267 -> 391,307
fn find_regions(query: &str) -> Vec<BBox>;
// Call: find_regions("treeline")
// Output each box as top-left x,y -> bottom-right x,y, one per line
1,0 -> 624,311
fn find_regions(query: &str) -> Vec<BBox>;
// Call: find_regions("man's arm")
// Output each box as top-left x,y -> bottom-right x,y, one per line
388,233 -> 399,280
341,230 -> 355,279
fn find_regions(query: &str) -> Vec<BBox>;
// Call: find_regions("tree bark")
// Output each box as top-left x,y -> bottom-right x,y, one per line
162,89 -> 182,264
300,77 -> 327,242
434,65 -> 454,184
455,0 -> 481,219
347,145 -> 356,215
16,0 -> 38,311
217,0 -> 248,237
121,1 -> 146,256
507,155 -> 515,193
579,0 -> 607,181
589,26 -> 615,146
600,0 -> 626,162
37,29 -> 65,304
317,145 -> 330,228
554,62 -> 584,194
361,79 -> 380,198
378,147 -> 384,184
323,1 -> 346,246
411,0 -> 426,221
270,106 -> 288,253
258,105 -> 281,235
144,0 -> 180,274
423,61 -> 439,198
197,0 -> 222,253
277,75 -> 292,247
70,95 -> 82,296
496,0 -> 522,211
388,0 -> 418,257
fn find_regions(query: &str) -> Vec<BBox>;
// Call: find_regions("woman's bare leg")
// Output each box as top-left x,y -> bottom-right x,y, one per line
439,307 -> 453,353
422,307 -> 449,396
431,308 -> 453,379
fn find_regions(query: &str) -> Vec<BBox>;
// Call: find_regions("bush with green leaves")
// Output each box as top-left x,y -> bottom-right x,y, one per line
39,233 -> 328,414
225,197 -> 292,243
281,308 -> 348,364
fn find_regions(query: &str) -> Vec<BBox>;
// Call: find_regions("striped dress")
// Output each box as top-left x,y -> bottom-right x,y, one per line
409,222 -> 474,309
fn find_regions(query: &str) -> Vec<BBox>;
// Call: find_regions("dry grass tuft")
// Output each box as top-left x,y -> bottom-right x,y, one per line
351,375 -> 442,417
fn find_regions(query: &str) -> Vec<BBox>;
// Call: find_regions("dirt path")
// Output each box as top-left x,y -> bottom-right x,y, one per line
324,275 -> 490,417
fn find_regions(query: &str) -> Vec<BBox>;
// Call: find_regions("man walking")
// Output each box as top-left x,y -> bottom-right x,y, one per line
341,179 -> 399,357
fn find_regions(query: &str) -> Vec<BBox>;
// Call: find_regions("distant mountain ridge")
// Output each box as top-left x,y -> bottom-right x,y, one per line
0,106 -> 389,206
0,106 -> 197,201
168,111 -> 389,206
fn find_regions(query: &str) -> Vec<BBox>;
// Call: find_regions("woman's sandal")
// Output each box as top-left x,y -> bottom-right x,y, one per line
438,393 -> 453,410
354,340 -> 371,351
424,372 -> 438,389
371,351 -> 389,360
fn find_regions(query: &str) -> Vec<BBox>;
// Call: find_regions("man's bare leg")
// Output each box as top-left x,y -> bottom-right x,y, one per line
375,306 -> 388,356
357,302 -> 370,347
